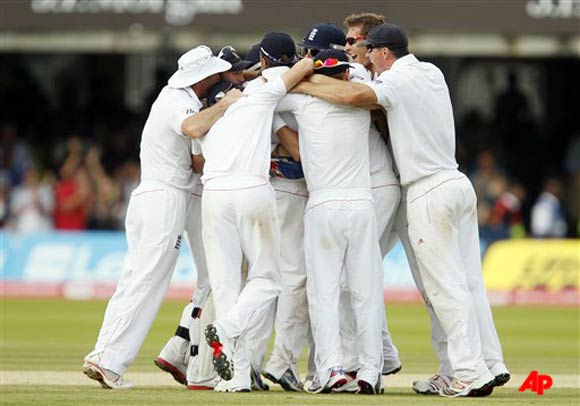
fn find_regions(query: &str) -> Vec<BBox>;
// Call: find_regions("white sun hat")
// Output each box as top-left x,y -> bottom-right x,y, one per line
168,45 -> 232,89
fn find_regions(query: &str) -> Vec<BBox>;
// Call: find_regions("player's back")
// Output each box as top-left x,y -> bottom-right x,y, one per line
284,95 -> 372,192
199,73 -> 287,190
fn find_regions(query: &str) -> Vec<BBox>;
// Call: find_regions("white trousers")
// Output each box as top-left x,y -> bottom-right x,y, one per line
95,184 -> 191,375
406,170 -> 503,380
202,183 -> 282,340
340,172 -> 401,372
393,187 -> 453,376
305,192 -> 383,385
185,192 -> 211,308
263,180 -> 311,379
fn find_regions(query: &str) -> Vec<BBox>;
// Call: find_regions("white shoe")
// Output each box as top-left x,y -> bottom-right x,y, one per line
303,375 -> 315,392
204,323 -> 234,381
332,371 -> 358,393
154,336 -> 188,385
187,374 -> 220,390
82,353 -> 134,390
308,368 -> 348,394
439,371 -> 495,397
214,379 -> 250,392
489,363 -> 511,387
214,379 -> 231,392
413,373 -> 452,395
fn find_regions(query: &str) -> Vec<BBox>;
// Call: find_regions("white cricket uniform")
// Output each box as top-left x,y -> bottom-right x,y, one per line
186,140 -> 211,309
257,112 -> 311,380
368,54 -> 504,381
339,64 -> 401,373
197,69 -> 287,344
277,93 -> 383,386
92,86 -> 200,375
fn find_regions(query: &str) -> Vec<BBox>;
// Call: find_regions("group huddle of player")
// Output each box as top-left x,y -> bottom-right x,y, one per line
81,12 -> 511,398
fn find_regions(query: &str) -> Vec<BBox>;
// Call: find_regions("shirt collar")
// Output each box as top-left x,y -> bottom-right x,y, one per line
390,54 -> 418,70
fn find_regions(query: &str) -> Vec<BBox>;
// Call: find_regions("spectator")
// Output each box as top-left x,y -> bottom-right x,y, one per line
85,146 -> 121,230
53,137 -> 90,230
8,165 -> 54,233
491,181 -> 527,238
0,124 -> 33,186
531,178 -> 567,238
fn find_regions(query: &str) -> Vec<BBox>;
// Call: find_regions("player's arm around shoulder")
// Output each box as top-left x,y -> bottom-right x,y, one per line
280,58 -> 314,91
292,73 -> 378,108
180,89 -> 243,138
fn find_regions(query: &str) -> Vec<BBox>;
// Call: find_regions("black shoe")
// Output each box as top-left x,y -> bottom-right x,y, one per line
357,379 -> 377,395
262,371 -> 279,385
278,368 -> 303,392
493,373 -> 511,387
251,368 -> 269,391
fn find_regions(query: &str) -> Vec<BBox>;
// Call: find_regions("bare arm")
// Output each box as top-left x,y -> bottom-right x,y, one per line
191,154 -> 205,174
276,126 -> 300,161
243,70 -> 260,82
292,75 -> 378,108
371,109 -> 390,144
280,58 -> 314,91
181,89 -> 242,138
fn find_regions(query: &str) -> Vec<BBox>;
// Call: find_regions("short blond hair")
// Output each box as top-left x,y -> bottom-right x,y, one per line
343,13 -> 385,35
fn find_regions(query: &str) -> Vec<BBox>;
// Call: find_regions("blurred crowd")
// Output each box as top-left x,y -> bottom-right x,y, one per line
0,62 -> 578,241
1,129 -> 140,233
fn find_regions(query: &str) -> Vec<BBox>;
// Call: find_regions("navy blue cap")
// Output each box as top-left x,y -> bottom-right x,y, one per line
297,23 -> 346,51
313,49 -> 351,76
207,80 -> 233,106
218,46 -> 253,72
260,32 -> 298,66
246,43 -> 261,65
358,23 -> 408,52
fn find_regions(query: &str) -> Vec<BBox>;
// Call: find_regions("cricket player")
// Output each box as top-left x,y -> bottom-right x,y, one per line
293,23 -> 509,397
182,33 -> 314,390
256,22 -> 349,393
153,46 -> 257,391
277,49 -> 384,395
81,45 -> 241,389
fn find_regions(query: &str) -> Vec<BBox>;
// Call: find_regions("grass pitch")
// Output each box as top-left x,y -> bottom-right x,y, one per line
1,299 -> 579,405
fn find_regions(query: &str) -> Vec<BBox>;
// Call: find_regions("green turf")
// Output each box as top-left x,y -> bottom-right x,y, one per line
1,299 -> 579,405
2,386 -> 580,406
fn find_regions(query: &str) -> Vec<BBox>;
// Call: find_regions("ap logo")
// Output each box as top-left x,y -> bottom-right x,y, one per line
518,370 -> 553,395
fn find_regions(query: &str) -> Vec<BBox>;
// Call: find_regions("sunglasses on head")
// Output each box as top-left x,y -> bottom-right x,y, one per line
345,35 -> 366,46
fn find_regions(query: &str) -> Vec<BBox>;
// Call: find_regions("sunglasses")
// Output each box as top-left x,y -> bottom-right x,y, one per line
299,47 -> 320,58
345,35 -> 366,46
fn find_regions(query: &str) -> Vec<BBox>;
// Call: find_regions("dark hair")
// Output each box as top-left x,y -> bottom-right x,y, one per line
390,48 -> 409,58
343,12 -> 385,35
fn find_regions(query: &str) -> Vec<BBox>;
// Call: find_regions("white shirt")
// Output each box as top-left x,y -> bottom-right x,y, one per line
368,54 -> 458,185
276,93 -> 372,193
349,63 -> 397,183
139,85 -> 200,191
198,69 -> 288,189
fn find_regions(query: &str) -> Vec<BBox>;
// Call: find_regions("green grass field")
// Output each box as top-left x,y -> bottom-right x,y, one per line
1,299 -> 579,405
